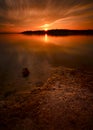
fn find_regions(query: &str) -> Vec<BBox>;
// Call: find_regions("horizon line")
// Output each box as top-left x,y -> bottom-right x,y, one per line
0,28 -> 93,34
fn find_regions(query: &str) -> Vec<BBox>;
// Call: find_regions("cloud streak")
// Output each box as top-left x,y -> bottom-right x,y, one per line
0,0 -> 93,32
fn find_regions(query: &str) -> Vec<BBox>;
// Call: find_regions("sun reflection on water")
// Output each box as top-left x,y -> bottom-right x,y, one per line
44,34 -> 48,42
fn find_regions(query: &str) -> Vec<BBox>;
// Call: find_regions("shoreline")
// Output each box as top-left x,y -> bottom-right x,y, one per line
0,67 -> 93,130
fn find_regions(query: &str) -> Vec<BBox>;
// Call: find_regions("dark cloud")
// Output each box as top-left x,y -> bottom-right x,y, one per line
0,0 -> 93,31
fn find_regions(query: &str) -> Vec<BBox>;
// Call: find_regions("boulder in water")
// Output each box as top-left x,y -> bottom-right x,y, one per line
22,68 -> 30,78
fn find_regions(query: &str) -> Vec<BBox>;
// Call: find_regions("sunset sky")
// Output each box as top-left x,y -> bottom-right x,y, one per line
0,0 -> 93,32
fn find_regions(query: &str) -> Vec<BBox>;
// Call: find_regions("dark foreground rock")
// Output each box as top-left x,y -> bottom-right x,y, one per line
22,68 -> 30,78
0,67 -> 93,130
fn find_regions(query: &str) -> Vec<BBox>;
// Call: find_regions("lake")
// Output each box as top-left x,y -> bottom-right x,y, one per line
0,34 -> 93,98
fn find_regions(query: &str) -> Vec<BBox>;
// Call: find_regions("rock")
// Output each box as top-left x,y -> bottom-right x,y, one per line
22,68 -> 30,78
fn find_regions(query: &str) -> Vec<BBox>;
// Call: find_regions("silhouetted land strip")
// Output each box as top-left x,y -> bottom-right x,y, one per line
0,32 -> 20,34
22,29 -> 93,36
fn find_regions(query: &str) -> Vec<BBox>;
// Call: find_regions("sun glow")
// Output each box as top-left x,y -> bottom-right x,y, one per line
44,24 -> 49,31
40,24 -> 49,31
45,28 -> 48,31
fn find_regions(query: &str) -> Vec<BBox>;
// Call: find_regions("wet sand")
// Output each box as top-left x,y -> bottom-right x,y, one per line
0,67 -> 93,130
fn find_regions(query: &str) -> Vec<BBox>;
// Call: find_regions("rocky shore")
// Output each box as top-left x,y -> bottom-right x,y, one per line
0,67 -> 93,130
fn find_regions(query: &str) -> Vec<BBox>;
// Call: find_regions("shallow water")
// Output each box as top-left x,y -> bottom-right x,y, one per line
0,34 -> 93,98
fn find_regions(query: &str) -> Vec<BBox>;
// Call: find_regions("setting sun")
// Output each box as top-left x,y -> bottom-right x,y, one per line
40,24 -> 49,31
45,28 -> 48,31
43,24 -> 49,31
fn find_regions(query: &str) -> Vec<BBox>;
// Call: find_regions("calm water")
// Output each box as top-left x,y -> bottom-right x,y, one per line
0,34 -> 93,98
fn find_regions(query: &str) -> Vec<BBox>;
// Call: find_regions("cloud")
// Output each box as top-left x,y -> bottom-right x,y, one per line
0,0 -> 93,31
